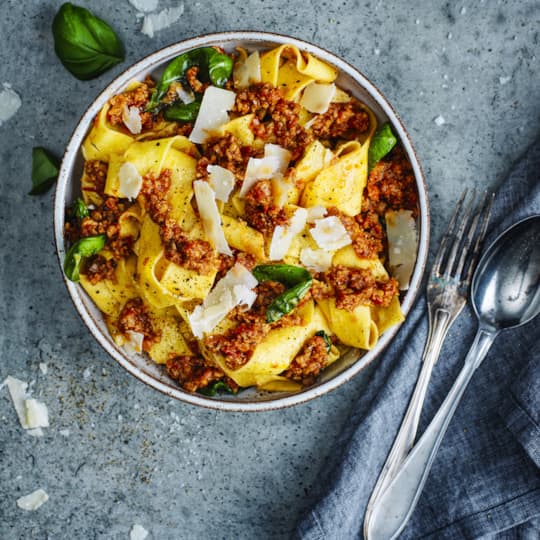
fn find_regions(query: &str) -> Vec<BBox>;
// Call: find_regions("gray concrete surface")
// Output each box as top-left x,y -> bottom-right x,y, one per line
0,0 -> 538,538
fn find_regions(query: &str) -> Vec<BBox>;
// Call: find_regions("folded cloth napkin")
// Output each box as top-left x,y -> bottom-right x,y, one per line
295,138 -> 540,540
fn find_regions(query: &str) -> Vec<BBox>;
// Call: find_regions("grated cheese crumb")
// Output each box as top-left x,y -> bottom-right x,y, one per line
433,115 -> 446,126
130,524 -> 149,540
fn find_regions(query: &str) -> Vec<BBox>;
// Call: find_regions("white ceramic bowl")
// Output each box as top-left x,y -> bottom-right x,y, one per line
54,31 -> 430,411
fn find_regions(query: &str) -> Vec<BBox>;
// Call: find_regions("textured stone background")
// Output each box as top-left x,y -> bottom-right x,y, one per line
0,0 -> 538,538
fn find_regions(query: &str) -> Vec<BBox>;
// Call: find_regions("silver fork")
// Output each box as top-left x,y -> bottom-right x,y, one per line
364,189 -> 493,538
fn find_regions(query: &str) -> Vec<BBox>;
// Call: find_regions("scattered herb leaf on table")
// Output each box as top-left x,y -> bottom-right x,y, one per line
52,2 -> 125,80
29,147 -> 60,195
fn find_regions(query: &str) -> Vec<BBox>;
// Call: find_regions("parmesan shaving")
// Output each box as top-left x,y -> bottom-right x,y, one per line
272,176 -> 291,208
240,144 -> 291,197
386,209 -> 417,290
118,162 -> 143,200
5,376 -> 30,428
300,82 -> 336,114
124,330 -> 145,354
193,180 -> 232,255
306,205 -> 328,223
0,82 -> 22,127
207,165 -> 235,202
300,248 -> 333,272
176,85 -> 195,104
234,50 -> 261,88
140,5 -> 185,38
189,86 -> 236,144
17,489 -> 49,511
269,208 -> 308,260
128,0 -> 158,12
188,263 -> 257,338
122,105 -> 142,134
310,216 -> 352,251
24,398 -> 49,429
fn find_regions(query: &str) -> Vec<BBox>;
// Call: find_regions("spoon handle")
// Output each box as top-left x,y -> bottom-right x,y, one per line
365,327 -> 497,540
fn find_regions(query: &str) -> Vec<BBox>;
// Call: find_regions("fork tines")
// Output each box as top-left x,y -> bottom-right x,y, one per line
433,189 -> 494,285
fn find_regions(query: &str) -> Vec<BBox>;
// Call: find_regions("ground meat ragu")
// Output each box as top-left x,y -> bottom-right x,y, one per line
138,168 -> 218,275
161,219 -> 218,275
234,82 -> 313,160
139,169 -> 172,225
309,102 -> 370,140
84,255 -> 117,284
282,334 -> 330,386
327,207 -> 384,260
323,265 -> 399,311
244,180 -> 288,236
107,81 -> 154,132
205,281 -> 305,370
165,355 -> 233,393
78,197 -> 135,265
117,298 -> 160,351
185,66 -> 210,94
366,147 -> 418,217
82,160 -> 108,200
196,132 -> 255,182
216,251 -> 257,281
205,321 -> 268,370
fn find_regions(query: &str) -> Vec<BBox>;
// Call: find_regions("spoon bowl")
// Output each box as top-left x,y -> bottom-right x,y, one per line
472,216 -> 540,332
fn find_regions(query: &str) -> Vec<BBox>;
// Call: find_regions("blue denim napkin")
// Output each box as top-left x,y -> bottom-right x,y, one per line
295,139 -> 540,540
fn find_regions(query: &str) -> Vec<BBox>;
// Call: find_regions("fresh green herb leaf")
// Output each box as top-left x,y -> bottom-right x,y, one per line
266,279 -> 312,323
64,234 -> 106,282
163,99 -> 201,123
368,122 -> 397,171
198,380 -> 234,397
147,47 -> 233,111
71,197 -> 89,219
52,3 -> 125,80
29,147 -> 60,195
315,330 -> 332,353
252,264 -> 312,288
253,264 -> 313,323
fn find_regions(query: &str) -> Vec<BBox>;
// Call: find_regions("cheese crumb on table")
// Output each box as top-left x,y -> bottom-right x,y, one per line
17,489 -> 49,511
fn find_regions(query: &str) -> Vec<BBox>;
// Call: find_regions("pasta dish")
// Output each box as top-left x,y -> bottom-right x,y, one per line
63,44 -> 418,396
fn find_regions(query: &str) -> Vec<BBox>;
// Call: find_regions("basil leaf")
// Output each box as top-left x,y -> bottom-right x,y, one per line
72,197 -> 89,219
163,99 -> 201,123
198,380 -> 234,397
52,3 -> 124,81
266,279 -> 312,323
315,330 -> 332,353
253,264 -> 313,322
252,264 -> 312,288
29,147 -> 60,195
147,47 -> 233,111
64,234 -> 106,282
368,122 -> 397,171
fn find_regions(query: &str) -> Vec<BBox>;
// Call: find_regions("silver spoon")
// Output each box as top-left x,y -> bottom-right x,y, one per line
365,215 -> 540,540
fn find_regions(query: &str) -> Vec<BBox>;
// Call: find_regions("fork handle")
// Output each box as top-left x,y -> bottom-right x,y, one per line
363,308 -> 454,530
365,327 -> 497,540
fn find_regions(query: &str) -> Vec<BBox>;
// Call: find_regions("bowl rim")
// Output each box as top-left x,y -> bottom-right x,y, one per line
53,30 -> 430,412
